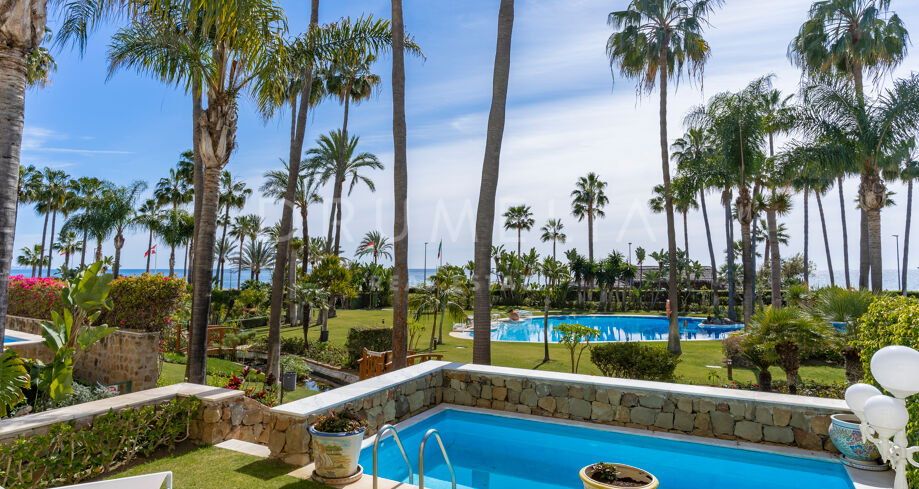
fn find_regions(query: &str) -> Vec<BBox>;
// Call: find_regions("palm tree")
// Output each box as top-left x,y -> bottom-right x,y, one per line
570,173 -> 608,263
884,146 -> 919,295
391,0 -> 409,370
15,164 -> 39,231
795,75 -> 919,292
410,268 -> 467,349
355,230 -> 393,265
472,0 -> 515,366
672,127 -> 720,310
154,209 -> 194,277
760,191 -> 792,307
214,238 -> 237,286
53,230 -> 82,270
261,162 -> 320,273
502,205 -> 534,257
216,171 -> 251,285
291,281 -> 329,345
539,219 -> 567,260
309,130 -> 384,255
68,177 -> 111,268
650,178 -> 697,260
34,168 -> 71,277
237,241 -> 275,282
96,182 -> 148,278
749,306 -> 831,394
154,167 -> 193,212
789,0 -> 909,289
16,245 -> 45,277
134,199 -> 162,273
229,215 -> 265,285
608,0 -> 722,355
540,257 -> 568,362
813,286 -> 875,381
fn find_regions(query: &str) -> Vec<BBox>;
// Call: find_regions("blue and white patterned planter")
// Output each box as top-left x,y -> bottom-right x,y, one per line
309,425 -> 366,479
829,414 -> 887,471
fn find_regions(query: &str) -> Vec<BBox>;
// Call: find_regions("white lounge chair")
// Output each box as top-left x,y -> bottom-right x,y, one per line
52,472 -> 172,489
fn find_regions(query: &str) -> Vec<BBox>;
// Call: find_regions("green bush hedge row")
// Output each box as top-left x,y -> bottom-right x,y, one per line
345,326 -> 393,367
0,396 -> 198,489
590,342 -> 680,381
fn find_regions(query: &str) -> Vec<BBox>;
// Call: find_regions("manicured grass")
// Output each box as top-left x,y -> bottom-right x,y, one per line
104,445 -> 329,488
159,356 -> 319,403
251,309 -> 846,386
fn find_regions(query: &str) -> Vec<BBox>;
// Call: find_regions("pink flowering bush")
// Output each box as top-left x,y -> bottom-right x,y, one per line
98,274 -> 187,332
7,275 -> 65,320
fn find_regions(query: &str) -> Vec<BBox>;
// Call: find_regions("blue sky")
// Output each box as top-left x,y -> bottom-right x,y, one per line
15,0 -> 919,280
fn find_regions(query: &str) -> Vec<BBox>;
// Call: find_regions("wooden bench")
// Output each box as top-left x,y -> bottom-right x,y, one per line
178,325 -> 238,354
357,348 -> 444,380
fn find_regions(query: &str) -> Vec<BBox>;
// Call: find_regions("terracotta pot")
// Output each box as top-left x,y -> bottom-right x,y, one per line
309,425 -> 366,479
580,463 -> 659,489
829,414 -> 886,471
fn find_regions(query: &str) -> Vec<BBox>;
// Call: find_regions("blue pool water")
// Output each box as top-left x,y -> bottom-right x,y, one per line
362,408 -> 854,489
4,336 -> 25,343
458,315 -> 742,343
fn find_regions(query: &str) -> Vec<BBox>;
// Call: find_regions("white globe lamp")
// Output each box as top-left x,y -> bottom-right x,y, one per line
871,346 -> 919,399
864,395 -> 910,441
845,383 -> 882,422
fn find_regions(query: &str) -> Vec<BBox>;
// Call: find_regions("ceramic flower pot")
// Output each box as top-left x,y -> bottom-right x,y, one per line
829,414 -> 886,471
580,463 -> 659,489
309,424 -> 366,479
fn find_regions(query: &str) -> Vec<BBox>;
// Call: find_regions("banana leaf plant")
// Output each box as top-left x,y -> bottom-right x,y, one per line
37,262 -> 116,402
0,350 -> 30,416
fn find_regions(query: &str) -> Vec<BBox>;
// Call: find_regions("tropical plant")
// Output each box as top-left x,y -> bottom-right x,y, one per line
607,0 -> 722,354
236,241 -> 275,282
812,286 -> 875,382
539,218 -> 567,260
34,168 -> 72,277
154,166 -> 193,212
556,323 -> 600,374
502,204 -> 534,257
748,306 -> 831,394
53,230 -> 82,270
0,350 -> 30,416
66,177 -> 112,269
570,172 -> 609,263
391,0 -> 410,370
134,199 -> 163,273
16,244 -> 47,277
355,230 -> 393,265
153,209 -> 194,277
229,214 -> 265,285
540,257 -> 568,362
309,255 -> 356,342
217,171 -> 252,285
100,181 -> 148,278
291,281 -> 330,345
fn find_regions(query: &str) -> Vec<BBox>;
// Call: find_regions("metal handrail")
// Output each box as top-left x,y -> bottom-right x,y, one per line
373,424 -> 414,489
418,428 -> 456,489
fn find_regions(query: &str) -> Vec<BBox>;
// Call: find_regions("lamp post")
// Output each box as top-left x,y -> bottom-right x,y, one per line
845,345 -> 919,489
628,242 -> 633,288
893,234 -> 901,292
423,242 -> 428,287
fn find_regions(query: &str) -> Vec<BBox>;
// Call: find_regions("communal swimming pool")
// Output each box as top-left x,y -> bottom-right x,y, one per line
362,407 -> 856,489
455,315 -> 742,343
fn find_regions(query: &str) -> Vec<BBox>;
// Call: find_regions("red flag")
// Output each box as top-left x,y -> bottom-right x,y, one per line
360,242 -> 375,251
144,244 -> 157,257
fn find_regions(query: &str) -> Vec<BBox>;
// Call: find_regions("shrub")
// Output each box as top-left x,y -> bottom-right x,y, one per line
0,396 -> 198,489
238,288 -> 268,311
345,326 -> 392,367
304,342 -> 349,367
280,355 -> 312,378
6,275 -> 65,320
590,342 -> 680,381
280,336 -> 306,355
97,273 -> 187,332
723,379 -> 847,399
313,409 -> 365,433
854,296 -> 919,487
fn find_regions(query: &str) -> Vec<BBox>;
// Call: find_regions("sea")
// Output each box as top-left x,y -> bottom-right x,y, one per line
9,268 -> 919,291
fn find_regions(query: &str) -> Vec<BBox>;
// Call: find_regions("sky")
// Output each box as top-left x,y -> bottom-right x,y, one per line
15,0 -> 919,285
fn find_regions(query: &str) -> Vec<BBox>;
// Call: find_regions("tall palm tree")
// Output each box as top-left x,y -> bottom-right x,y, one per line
229,214 -> 265,285
155,209 -> 195,277
570,172 -> 609,263
884,145 -> 919,295
134,199 -> 162,273
308,130 -> 384,255
608,0 -> 722,355
261,161 -> 321,274
34,168 -> 70,277
672,127 -> 720,310
237,241 -> 275,282
391,0 -> 409,370
539,218 -> 567,260
69,177 -> 111,268
216,171 -> 251,284
760,192 -> 792,306
53,230 -> 82,270
502,205 -> 534,257
795,75 -> 919,292
472,0 -> 515,366
650,178 -> 697,259
154,167 -> 193,212
410,267 -> 467,349
96,181 -> 148,278
15,164 -> 39,230
789,0 -> 909,289
355,230 -> 393,265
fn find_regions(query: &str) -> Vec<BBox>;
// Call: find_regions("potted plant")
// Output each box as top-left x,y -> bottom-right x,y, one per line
309,409 -> 367,479
828,414 -> 885,470
579,463 -> 658,489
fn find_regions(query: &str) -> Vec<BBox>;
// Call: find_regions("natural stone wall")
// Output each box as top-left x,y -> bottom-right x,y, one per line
438,369 -> 841,452
7,315 -> 160,392
189,392 -> 273,447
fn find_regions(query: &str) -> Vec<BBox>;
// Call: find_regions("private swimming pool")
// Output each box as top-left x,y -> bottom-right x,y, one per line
455,315 -> 742,343
362,407 -> 856,489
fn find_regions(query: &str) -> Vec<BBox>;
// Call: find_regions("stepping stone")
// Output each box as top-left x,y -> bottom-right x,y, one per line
215,439 -> 271,458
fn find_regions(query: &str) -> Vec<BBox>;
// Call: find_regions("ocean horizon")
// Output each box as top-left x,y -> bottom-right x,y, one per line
10,267 -> 919,291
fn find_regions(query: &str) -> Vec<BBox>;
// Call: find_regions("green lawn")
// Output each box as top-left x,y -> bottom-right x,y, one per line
159,355 -> 319,403
250,309 -> 845,386
104,446 -> 329,488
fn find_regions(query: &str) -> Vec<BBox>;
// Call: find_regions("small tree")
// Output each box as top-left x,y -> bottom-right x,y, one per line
309,255 -> 355,342
291,281 -> 330,346
748,306 -> 830,394
812,286 -> 875,382
556,323 -> 600,374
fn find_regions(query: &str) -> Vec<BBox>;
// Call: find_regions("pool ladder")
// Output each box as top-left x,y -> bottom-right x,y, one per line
372,424 -> 457,489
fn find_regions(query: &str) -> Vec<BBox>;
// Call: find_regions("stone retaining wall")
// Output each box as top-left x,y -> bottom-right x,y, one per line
7,315 -> 160,392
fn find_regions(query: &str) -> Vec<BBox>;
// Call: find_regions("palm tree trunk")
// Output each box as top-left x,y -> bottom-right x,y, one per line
186,163 -> 221,385
903,179 -> 912,295
80,230 -> 88,268
862,172 -> 885,292
287,244 -> 297,325
737,188 -> 754,327
803,188 -> 809,286
191,75 -> 204,287
237,237 -> 245,286
837,177 -> 851,288
218,203 -> 230,283
37,210 -> 49,277
325,183 -> 339,253
657,40 -> 680,356
473,0 -> 514,366
429,309 -> 438,350
182,242 -> 189,278
437,307 -> 446,346
170,244 -> 176,277
0,43 -> 33,347
859,206 -> 869,289
113,230 -> 124,278
816,191 -> 835,286
699,190 -> 719,311
767,208 -> 781,308
724,194 -> 736,321
517,228 -> 521,257
301,207 -> 309,279
542,280 -> 551,362
46,208 -> 57,276
95,240 -> 103,262
145,229 -> 153,273
334,199 -> 343,256
391,0 -> 409,370
267,0 -> 319,383
587,211 -> 594,262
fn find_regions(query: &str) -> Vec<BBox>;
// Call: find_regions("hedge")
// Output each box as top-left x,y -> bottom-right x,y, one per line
854,295 -> 919,487
345,326 -> 393,367
0,396 -> 198,489
590,342 -> 680,381
98,274 -> 187,332
7,276 -> 65,320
